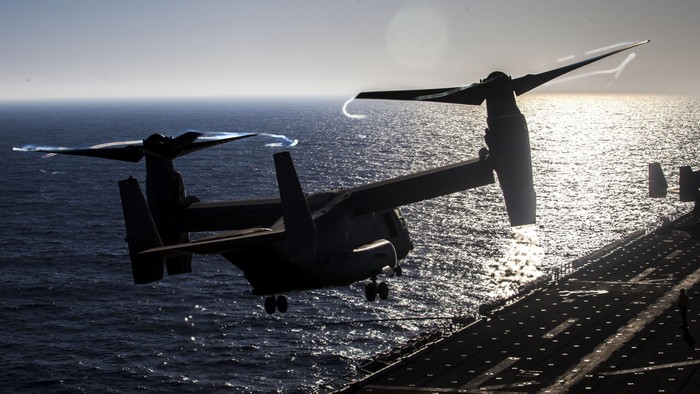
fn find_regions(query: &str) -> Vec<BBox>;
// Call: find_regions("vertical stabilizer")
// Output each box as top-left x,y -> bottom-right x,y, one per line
273,152 -> 317,262
648,162 -> 668,198
679,166 -> 700,202
119,177 -> 165,284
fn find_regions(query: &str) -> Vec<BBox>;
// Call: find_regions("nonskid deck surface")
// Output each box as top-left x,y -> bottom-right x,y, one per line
341,214 -> 700,393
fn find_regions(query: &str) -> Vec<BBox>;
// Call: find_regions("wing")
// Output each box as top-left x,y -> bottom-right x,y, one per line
138,227 -> 286,258
349,157 -> 494,214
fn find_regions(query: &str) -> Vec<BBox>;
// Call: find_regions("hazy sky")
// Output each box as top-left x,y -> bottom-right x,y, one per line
1,0 -> 698,100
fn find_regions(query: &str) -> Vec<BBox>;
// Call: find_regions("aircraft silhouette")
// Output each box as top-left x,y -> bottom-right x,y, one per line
649,161 -> 700,237
15,40 -> 648,313
649,162 -> 700,202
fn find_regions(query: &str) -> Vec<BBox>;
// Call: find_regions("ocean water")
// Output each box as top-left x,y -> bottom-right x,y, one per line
1,94 -> 697,392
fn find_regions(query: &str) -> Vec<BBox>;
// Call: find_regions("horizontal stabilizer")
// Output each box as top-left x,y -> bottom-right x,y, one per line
139,228 -> 286,258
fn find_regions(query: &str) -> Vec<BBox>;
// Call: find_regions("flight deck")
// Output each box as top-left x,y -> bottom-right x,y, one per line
332,213 -> 700,393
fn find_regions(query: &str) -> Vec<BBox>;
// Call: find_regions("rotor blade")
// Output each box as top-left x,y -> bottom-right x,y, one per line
513,40 -> 649,96
180,133 -> 257,157
15,132 -> 259,163
158,131 -> 201,159
356,82 -> 489,105
14,143 -> 145,162
356,40 -> 649,105
86,139 -> 143,149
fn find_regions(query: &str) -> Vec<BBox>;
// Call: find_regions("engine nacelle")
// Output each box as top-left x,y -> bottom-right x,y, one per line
485,112 -> 536,227
483,74 -> 536,227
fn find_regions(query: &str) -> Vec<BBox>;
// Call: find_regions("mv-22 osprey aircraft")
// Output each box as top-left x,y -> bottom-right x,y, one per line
17,40 -> 648,313
649,161 -> 700,236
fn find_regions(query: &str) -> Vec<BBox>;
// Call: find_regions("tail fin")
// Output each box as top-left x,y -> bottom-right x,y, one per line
118,177 -> 165,284
273,152 -> 316,262
648,162 -> 668,198
679,166 -> 700,202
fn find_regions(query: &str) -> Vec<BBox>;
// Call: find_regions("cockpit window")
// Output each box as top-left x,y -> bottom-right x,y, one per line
394,208 -> 407,229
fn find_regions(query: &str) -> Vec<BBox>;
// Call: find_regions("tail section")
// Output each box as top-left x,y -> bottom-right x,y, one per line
679,166 -> 700,202
273,152 -> 317,262
648,162 -> 668,198
119,177 -> 165,284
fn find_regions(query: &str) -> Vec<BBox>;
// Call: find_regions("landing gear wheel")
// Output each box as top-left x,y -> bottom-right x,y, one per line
365,282 -> 378,301
264,296 -> 276,314
378,282 -> 389,300
276,295 -> 288,313
395,265 -> 403,277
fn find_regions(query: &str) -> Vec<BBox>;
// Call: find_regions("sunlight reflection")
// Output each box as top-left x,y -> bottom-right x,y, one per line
485,225 -> 544,299
385,4 -> 449,70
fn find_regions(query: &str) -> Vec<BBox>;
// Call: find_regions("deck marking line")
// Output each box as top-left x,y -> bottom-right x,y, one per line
459,356 -> 520,390
480,380 -> 540,390
362,384 -> 460,392
600,359 -> 700,376
629,267 -> 656,282
542,265 -> 700,393
542,318 -> 578,339
664,249 -> 681,260
573,279 -> 670,286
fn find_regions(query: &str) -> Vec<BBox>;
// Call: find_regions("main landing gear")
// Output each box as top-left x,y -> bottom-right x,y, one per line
264,295 -> 288,314
365,264 -> 403,302
365,277 -> 389,302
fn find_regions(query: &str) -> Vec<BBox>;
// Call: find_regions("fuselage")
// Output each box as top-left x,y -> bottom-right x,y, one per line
182,190 -> 412,295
